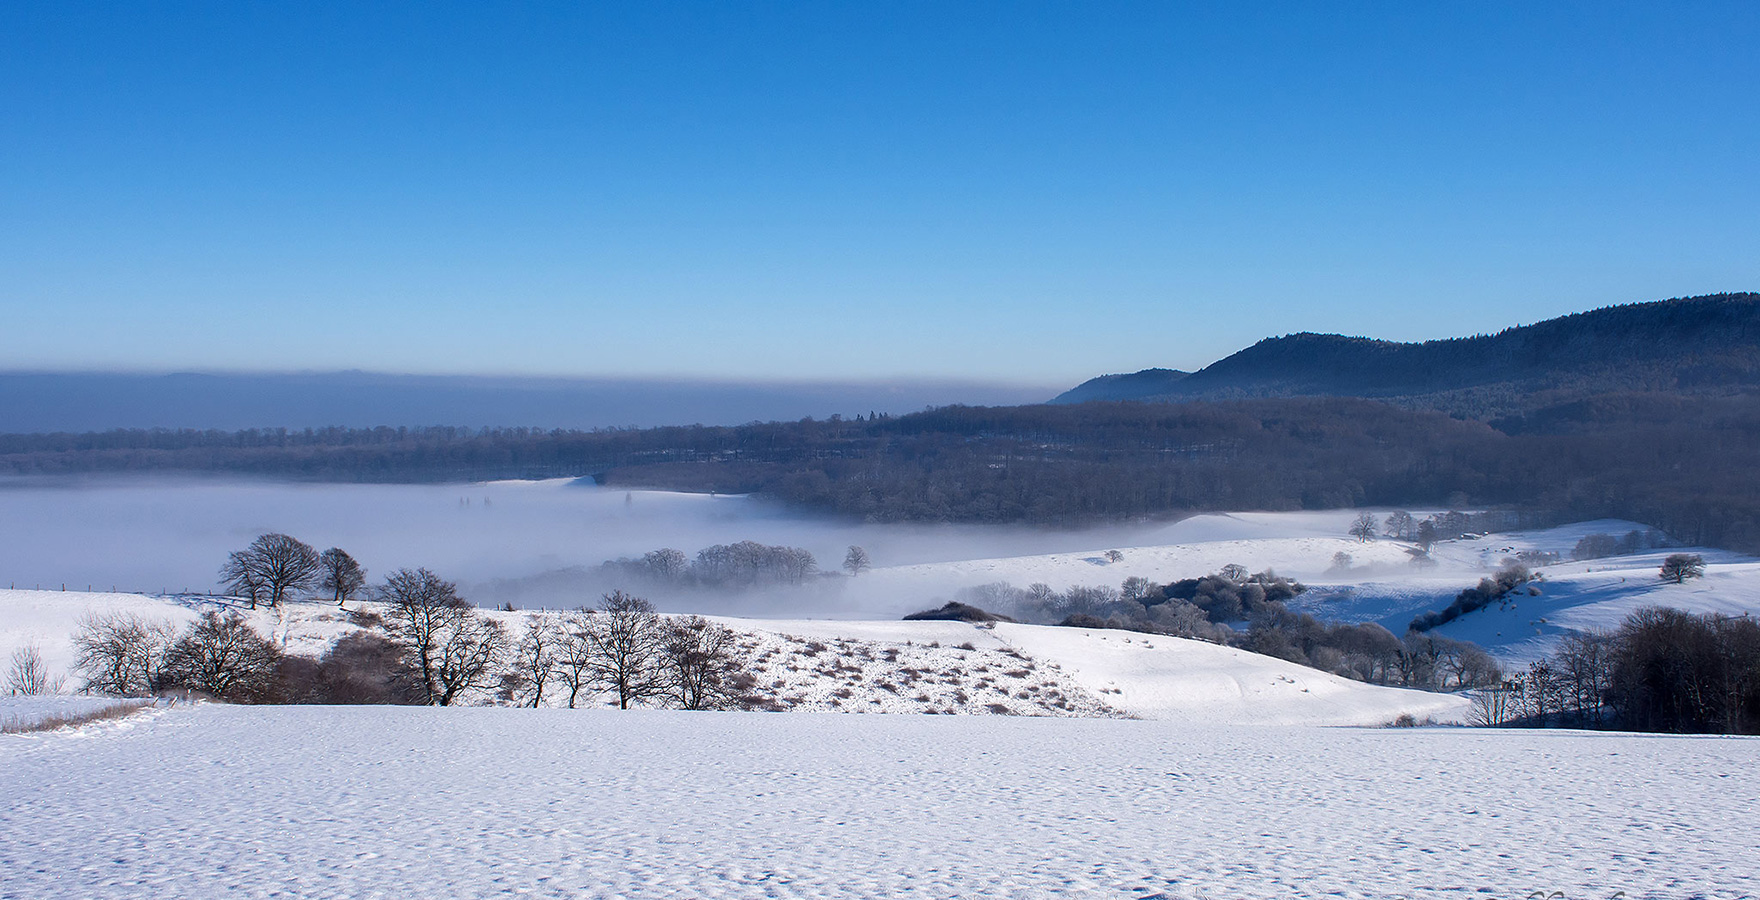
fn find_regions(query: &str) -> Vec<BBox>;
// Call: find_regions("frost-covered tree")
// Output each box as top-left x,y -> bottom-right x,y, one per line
1383,511 -> 1415,541
842,545 -> 871,577
1349,513 -> 1379,543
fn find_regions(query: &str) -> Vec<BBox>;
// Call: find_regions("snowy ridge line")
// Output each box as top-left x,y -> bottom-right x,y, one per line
0,589 -> 1462,726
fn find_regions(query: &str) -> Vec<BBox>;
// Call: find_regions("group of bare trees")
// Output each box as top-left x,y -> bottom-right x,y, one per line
602,541 -> 819,590
72,609 -> 282,701
500,592 -> 752,711
219,533 -> 366,608
70,565 -> 753,710
940,567 -> 1506,694
1471,606 -> 1760,734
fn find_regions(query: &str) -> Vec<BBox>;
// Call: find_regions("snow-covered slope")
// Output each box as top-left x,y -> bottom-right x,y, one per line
854,513 -> 1760,666
6,705 -> 1756,899
2,589 -> 1456,725
991,623 -> 1466,725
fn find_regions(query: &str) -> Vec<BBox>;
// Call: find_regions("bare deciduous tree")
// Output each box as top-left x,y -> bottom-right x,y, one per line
582,591 -> 663,709
318,547 -> 367,606
160,610 -> 283,701
1349,513 -> 1379,543
1383,510 -> 1415,541
842,545 -> 871,577
502,616 -> 564,708
551,611 -> 597,709
642,548 -> 688,580
1659,553 -> 1706,584
1554,630 -> 1615,725
72,612 -> 175,696
6,644 -> 60,696
379,568 -> 506,706
219,551 -> 268,609
658,616 -> 746,710
220,533 -> 322,608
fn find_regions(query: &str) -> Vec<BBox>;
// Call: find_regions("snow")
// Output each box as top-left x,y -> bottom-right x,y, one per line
3,704 -> 1755,899
0,694 -> 144,730
991,623 -> 1468,725
1,589 -> 1456,724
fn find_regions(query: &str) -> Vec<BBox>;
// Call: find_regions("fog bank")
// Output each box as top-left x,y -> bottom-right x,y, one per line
0,476 -> 1173,618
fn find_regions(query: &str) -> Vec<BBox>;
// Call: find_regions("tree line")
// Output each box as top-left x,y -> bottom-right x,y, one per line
938,566 -> 1503,693
61,532 -> 760,710
5,392 -> 1760,553
1471,606 -> 1760,734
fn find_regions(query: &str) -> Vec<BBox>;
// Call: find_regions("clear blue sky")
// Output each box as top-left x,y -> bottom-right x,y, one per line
3,2 -> 1756,385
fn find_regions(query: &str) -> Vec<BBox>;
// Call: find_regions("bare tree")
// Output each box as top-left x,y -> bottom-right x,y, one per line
1554,630 -> 1615,725
842,545 -> 871,577
1349,513 -> 1379,543
1468,679 -> 1522,727
642,548 -> 688,580
658,616 -> 747,710
548,611 -> 597,709
318,547 -> 367,606
219,551 -> 268,609
379,568 -> 506,706
1119,576 -> 1153,603
429,615 -> 507,707
1659,553 -> 1706,584
72,612 -> 175,696
220,533 -> 322,608
1383,510 -> 1415,541
6,644 -> 60,696
160,611 -> 283,701
582,591 -> 664,709
502,616 -> 564,707
784,547 -> 818,584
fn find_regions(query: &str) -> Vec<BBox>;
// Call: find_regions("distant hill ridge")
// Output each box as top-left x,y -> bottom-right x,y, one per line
1054,293 -> 1760,417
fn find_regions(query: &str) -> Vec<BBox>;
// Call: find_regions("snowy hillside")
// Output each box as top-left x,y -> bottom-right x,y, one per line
851,512 -> 1760,665
0,589 -> 1457,726
5,704 -> 1756,899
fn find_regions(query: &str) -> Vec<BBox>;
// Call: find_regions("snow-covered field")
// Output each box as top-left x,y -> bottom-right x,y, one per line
0,694 -> 148,731
4,704 -> 1755,899
4,491 -> 1757,898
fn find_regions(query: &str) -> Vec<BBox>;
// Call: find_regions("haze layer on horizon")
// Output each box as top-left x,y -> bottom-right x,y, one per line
0,371 -> 1057,432
3,3 -> 1757,384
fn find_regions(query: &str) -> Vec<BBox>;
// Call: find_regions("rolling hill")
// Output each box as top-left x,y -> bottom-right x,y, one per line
1055,292 -> 1760,417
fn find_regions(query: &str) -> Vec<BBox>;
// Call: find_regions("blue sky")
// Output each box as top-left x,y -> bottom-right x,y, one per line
3,2 -> 1756,385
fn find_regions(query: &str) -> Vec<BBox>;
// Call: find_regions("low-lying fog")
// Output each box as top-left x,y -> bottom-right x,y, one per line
0,476 -> 1269,618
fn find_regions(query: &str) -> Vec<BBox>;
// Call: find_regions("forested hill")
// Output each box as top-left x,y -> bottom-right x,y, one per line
1054,293 -> 1760,418
7,395 -> 1760,554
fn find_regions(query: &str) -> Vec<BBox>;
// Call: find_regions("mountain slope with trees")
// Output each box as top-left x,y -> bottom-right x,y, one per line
1054,293 -> 1760,418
